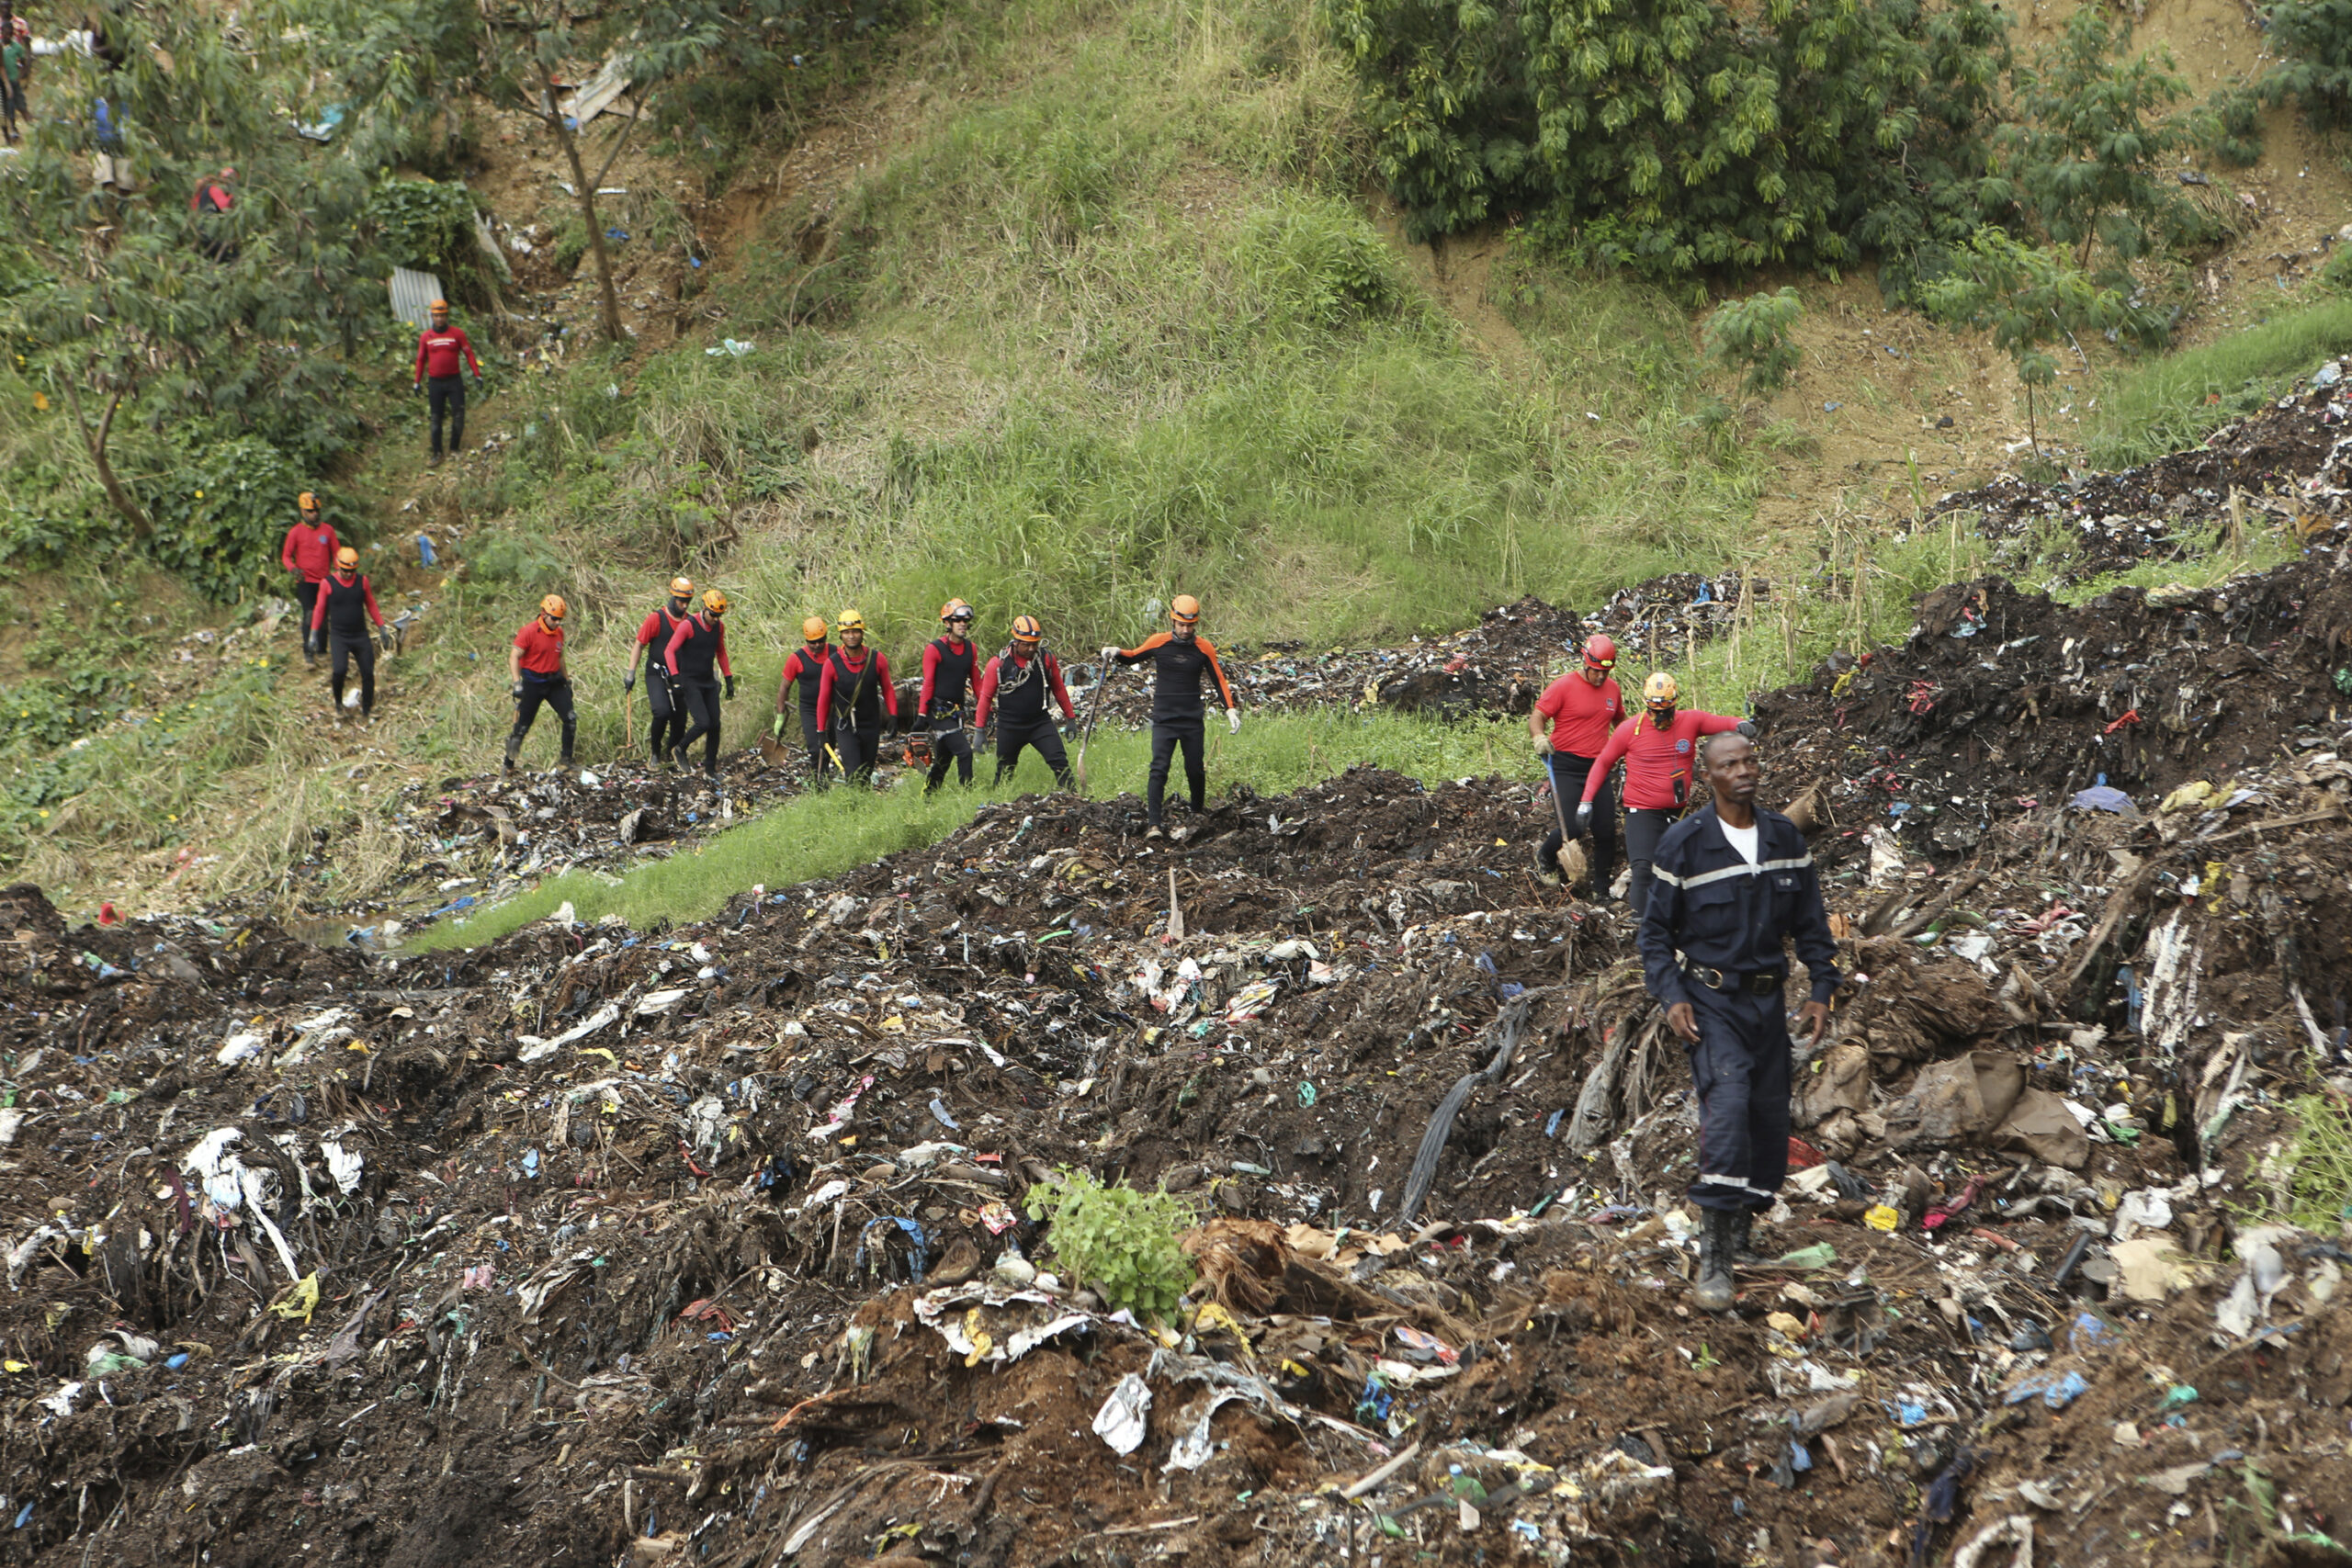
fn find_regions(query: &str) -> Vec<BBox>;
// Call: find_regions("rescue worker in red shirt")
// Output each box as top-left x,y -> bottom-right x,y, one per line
662,589 -> 736,781
280,492 -> 339,666
977,614 -> 1077,790
1530,634 -> 1625,891
1104,594 -> 1238,840
623,576 -> 695,761
308,546 -> 388,720
1577,672 -> 1753,919
412,300 -> 482,467
917,600 -> 978,793
815,610 -> 895,783
505,595 -> 574,771
772,617 -> 833,781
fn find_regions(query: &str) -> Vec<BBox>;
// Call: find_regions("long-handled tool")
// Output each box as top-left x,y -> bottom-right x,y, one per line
623,682 -> 636,752
1074,655 -> 1116,791
1542,750 -> 1588,886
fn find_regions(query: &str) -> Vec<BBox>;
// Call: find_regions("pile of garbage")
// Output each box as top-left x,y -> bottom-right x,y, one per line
1926,362 -> 2352,584
5,600 -> 2349,1567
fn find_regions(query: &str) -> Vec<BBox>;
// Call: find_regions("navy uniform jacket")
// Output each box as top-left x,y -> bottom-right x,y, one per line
1636,804 -> 1839,1010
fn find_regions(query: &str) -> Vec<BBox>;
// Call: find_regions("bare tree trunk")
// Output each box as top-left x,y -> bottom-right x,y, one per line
544,73 -> 626,344
61,374 -> 151,537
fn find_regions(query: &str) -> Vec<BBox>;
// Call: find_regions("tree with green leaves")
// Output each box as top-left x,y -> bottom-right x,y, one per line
1703,288 -> 1804,397
1919,227 -> 2162,451
0,0 -> 377,562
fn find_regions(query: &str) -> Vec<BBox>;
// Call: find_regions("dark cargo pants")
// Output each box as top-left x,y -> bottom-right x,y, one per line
1682,983 -> 1793,1214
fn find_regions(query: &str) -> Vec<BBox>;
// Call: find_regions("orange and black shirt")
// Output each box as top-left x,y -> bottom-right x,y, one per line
1111,633 -> 1234,726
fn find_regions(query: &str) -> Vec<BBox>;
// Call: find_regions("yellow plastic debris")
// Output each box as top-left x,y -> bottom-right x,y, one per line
2159,781 -> 2214,815
271,1272 -> 321,1325
1864,1203 -> 1901,1233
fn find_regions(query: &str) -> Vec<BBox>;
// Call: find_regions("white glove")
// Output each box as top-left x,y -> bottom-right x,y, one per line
1100,645 -> 1121,661
1226,706 -> 1240,736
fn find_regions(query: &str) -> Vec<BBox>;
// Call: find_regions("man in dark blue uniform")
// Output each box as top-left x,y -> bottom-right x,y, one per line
1637,730 -> 1838,1312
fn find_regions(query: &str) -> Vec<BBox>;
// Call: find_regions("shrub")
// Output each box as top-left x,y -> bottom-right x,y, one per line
366,177 -> 488,296
1234,197 -> 1400,327
140,437 -> 307,602
1023,1168 -> 1196,1317
2263,0 -> 2352,128
1702,288 -> 1804,396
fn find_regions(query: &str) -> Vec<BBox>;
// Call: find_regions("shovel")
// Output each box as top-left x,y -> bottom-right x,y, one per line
623,682 -> 635,752
1542,750 -> 1585,886
1073,656 -> 1117,792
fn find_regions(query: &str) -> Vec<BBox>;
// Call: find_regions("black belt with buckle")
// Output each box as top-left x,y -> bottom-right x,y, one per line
1685,961 -> 1786,997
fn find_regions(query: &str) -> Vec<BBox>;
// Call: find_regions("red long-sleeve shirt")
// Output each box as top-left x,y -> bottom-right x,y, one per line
413,326 -> 481,383
974,649 -> 1075,728
1582,709 -> 1745,811
663,613 -> 733,680
280,519 -> 340,583
1532,671 -> 1624,758
775,644 -> 828,711
816,649 -> 895,729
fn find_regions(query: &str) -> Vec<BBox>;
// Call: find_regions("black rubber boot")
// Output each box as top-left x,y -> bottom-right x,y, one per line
502,734 -> 523,773
1691,1208 -> 1736,1313
1732,1211 -> 1770,1268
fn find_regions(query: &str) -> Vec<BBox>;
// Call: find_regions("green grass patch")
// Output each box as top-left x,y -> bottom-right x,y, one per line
407,707 -> 1528,948
2086,298 -> 2352,469
2282,1094 -> 2352,1235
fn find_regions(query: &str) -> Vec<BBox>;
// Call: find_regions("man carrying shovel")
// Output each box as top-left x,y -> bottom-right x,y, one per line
1530,634 -> 1623,893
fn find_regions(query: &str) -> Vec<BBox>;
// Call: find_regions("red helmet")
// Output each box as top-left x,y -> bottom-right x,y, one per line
1582,634 -> 1617,671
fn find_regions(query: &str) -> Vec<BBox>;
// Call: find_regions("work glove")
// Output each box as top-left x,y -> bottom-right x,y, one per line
622,670 -> 636,694
770,713 -> 786,741
724,675 -> 737,701
413,382 -> 423,396
1533,734 -> 1554,757
1226,706 -> 1241,736
1099,645 -> 1121,661
1574,802 -> 1593,835
510,680 -> 525,701
1736,718 -> 1758,739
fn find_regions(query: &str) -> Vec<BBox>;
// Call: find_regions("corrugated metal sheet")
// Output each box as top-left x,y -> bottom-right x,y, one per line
389,267 -> 445,329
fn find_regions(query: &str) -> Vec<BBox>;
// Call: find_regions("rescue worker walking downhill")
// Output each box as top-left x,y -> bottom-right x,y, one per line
412,300 -> 482,467
624,577 -> 695,761
1529,635 -> 1624,892
280,493 -> 338,666
977,615 -> 1077,789
1104,594 -> 1238,840
308,547 -> 388,721
815,612 -> 895,782
773,618 -> 832,782
506,595 -> 575,771
1577,672 -> 1751,919
1636,730 -> 1837,1312
917,601 -> 978,793
662,590 -> 736,781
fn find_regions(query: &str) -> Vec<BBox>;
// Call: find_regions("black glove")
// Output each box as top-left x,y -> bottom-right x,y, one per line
623,670 -> 636,694
1736,718 -> 1758,739
510,680 -> 525,701
724,675 -> 737,701
1574,801 -> 1593,835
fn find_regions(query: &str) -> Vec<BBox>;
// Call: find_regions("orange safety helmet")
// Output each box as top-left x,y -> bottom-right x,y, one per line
1170,594 -> 1201,626
334,546 -> 359,570
1642,671 -> 1678,711
940,598 -> 974,624
1011,614 -> 1043,645
801,615 -> 829,642
298,491 -> 320,514
429,299 -> 449,312
702,589 -> 730,616
539,594 -> 568,624
669,576 -> 695,599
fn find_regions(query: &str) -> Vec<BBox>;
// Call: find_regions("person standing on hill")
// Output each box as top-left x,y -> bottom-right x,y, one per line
1104,594 -> 1238,840
1578,672 -> 1752,919
506,595 -> 574,771
412,300 -> 481,467
816,610 -> 895,782
308,546 -> 387,721
280,493 -> 339,666
917,600 -> 978,793
2,21 -> 28,145
774,617 -> 833,782
1530,634 -> 1625,892
663,589 -> 735,781
624,576 -> 695,761
1638,730 -> 1837,1312
977,614 -> 1077,790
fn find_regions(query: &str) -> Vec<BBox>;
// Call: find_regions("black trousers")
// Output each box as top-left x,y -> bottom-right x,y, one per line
1539,750 -> 1618,893
329,632 -> 376,715
645,665 -> 680,757
427,376 -> 466,456
509,673 -> 575,762
1,81 -> 23,141
1683,985 -> 1794,1214
833,716 -> 885,780
295,581 -> 321,650
1624,807 -> 1680,919
994,714 -> 1071,788
1148,720 -> 1205,823
798,704 -> 830,780
925,711 -> 974,791
672,677 -> 722,773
